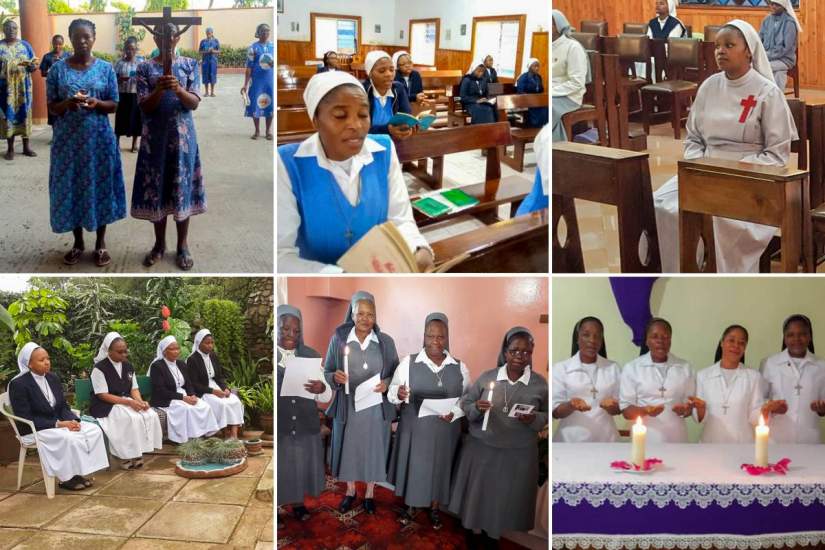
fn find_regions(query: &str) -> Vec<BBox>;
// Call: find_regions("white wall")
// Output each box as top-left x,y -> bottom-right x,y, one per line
276,0 -> 398,45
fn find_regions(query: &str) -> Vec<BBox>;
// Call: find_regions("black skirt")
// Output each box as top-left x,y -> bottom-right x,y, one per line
114,92 -> 142,137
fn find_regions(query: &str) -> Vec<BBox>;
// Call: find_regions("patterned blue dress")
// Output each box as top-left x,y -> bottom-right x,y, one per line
199,38 -> 220,85
245,41 -> 273,118
46,58 -> 126,233
40,51 -> 70,125
0,39 -> 37,138
131,57 -> 205,222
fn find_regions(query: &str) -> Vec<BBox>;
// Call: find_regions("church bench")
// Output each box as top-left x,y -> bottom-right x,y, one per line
494,93 -> 548,172
678,157 -> 810,273
553,141 -> 661,273
277,87 -> 305,108
447,83 -> 516,127
276,107 -> 314,144
430,210 -> 548,273
278,65 -> 317,79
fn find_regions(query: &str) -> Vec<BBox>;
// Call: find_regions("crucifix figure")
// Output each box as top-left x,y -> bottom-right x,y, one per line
658,386 -> 666,399
133,7 -> 202,75
795,382 -> 803,395
590,386 -> 598,400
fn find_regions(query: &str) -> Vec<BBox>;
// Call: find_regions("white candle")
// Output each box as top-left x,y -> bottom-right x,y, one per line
755,414 -> 769,467
344,346 -> 350,395
631,416 -> 647,467
481,381 -> 494,431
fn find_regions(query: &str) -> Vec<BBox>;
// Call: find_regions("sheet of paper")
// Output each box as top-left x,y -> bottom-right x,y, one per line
280,357 -> 323,400
508,403 -> 535,418
418,397 -> 460,418
354,373 -> 383,412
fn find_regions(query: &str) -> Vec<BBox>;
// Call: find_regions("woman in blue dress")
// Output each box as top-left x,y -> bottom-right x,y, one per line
0,19 -> 38,160
198,27 -> 220,98
131,22 -> 204,271
459,60 -> 497,125
516,57 -> 549,128
46,19 -> 125,268
39,34 -> 69,129
241,23 -> 273,140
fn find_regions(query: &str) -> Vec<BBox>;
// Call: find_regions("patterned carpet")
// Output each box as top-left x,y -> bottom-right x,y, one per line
276,476 -> 529,549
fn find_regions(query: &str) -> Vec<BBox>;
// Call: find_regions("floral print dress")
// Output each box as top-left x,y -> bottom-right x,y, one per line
0,39 -> 36,138
244,41 -> 273,118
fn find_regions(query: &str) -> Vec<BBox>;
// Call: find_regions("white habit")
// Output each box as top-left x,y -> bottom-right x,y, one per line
196,350 -> 245,428
552,352 -> 621,442
694,363 -> 764,443
158,359 -> 219,443
760,350 -> 825,443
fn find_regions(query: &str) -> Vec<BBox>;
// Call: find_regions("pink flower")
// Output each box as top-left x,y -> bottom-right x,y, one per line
162,320 -> 170,332
740,458 -> 791,476
161,305 -> 171,318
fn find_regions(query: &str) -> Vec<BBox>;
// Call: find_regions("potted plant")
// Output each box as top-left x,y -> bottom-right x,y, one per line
244,438 -> 263,456
201,437 -> 225,464
178,438 -> 206,466
222,439 -> 247,464
252,380 -> 274,439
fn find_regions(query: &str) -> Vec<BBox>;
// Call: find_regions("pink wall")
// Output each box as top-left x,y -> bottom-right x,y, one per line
283,277 -> 549,380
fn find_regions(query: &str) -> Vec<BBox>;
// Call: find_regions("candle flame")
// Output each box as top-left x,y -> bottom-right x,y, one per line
759,414 -> 766,427
489,381 -> 495,390
635,416 -> 643,426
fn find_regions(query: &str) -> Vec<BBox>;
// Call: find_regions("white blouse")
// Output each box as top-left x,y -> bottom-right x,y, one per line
387,349 -> 470,420
760,350 -> 825,443
551,34 -> 588,105
694,363 -> 764,443
552,352 -> 621,442
620,352 -> 695,443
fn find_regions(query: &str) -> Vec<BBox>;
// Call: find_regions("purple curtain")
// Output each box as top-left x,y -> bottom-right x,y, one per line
609,278 -> 658,346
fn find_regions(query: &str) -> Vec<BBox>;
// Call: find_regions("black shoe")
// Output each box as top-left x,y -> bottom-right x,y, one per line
482,532 -> 499,550
429,508 -> 442,530
364,498 -> 376,514
398,506 -> 414,525
339,495 -> 356,513
292,505 -> 310,521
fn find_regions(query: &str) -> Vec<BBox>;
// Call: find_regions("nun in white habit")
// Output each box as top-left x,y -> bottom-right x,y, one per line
186,329 -> 245,439
90,332 -> 162,469
8,343 -> 109,490
653,19 -> 798,272
148,336 -> 218,443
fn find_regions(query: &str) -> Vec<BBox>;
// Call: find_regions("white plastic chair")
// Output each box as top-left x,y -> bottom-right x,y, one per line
0,392 -> 56,498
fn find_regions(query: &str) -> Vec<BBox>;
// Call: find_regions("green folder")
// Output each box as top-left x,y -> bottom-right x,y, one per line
413,197 -> 451,218
440,188 -> 479,208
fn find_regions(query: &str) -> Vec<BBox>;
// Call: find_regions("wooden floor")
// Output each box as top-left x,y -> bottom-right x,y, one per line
572,88 -> 825,273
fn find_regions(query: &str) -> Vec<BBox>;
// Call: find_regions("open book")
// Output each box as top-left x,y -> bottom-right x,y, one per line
336,222 -> 467,273
388,110 -> 437,131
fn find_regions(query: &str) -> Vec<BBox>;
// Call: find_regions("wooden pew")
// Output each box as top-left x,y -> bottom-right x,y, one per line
678,158 -> 810,272
431,210 -> 548,273
447,82 -> 517,127
494,93 -> 549,172
277,87 -> 305,108
276,107 -> 313,144
553,142 -> 661,273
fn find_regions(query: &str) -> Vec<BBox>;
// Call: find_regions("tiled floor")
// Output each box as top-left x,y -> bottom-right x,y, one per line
0,443 -> 273,550
568,89 -> 825,273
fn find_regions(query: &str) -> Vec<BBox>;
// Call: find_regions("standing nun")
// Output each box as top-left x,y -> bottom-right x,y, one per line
198,27 -> 220,97
149,335 -> 218,443
186,329 -> 245,439
387,312 -> 470,529
552,317 -> 621,442
362,50 -> 413,139
759,314 -> 825,443
277,70 -> 433,273
515,58 -> 549,128
759,0 -> 801,91
8,343 -> 109,491
653,20 -> 797,272
324,290 -> 400,515
620,318 -> 695,442
449,327 -> 548,546
277,305 -> 331,521
647,0 -> 687,40
551,9 -> 588,142
459,59 -> 497,125
90,332 -> 162,469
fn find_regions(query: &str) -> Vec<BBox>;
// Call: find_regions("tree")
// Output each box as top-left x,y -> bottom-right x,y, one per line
144,0 -> 188,10
48,0 -> 74,14
78,0 -> 107,11
233,0 -> 272,6
0,0 -> 17,15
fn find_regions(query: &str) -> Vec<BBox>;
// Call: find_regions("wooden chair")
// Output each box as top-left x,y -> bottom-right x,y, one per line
623,22 -> 648,35
601,53 -> 647,151
786,47 -> 800,99
494,93 -> 549,172
553,142 -> 661,273
570,31 -> 599,52
704,25 -> 722,42
581,20 -> 608,36
562,50 -> 607,145
617,34 -> 652,121
640,38 -> 700,139
804,104 -> 825,269
1,391 -> 57,499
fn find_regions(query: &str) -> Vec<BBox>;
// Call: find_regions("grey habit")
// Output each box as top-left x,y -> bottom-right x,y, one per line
388,313 -> 465,507
276,305 -> 326,505
324,291 -> 400,482
448,327 -> 549,539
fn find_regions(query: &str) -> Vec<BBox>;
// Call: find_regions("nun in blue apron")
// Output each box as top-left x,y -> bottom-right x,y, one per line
516,124 -> 549,215
198,27 -> 220,97
362,50 -> 413,139
276,70 -> 433,273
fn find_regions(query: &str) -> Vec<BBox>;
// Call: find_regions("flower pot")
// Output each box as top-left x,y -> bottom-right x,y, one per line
259,413 -> 273,440
244,439 -> 263,455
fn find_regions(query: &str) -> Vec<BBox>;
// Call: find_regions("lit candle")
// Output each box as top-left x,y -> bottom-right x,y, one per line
631,416 -> 647,467
482,381 -> 494,431
755,414 -> 769,467
344,346 -> 350,395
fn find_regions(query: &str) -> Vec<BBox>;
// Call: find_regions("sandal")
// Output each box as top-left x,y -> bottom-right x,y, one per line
22,150 -> 37,157
250,134 -> 259,140
398,507 -> 415,526
265,133 -> 273,141
63,247 -> 84,265
131,458 -> 144,469
429,509 -> 443,530
143,246 -> 165,267
59,477 -> 86,491
120,459 -> 134,471
94,248 -> 111,267
176,249 -> 194,271
81,476 -> 94,487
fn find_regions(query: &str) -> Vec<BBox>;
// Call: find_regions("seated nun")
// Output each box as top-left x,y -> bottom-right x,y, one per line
362,50 -> 414,139
186,328 -> 245,439
515,58 -> 549,128
90,332 -> 163,469
277,70 -> 434,273
149,335 -> 219,443
392,51 -> 426,103
515,124 -> 549,215
316,50 -> 339,73
759,0 -> 801,91
8,343 -> 109,491
482,55 -> 498,83
459,60 -> 498,125
551,9 -> 588,142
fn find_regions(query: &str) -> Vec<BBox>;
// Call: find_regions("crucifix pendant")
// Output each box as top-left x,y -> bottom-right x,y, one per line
362,362 -> 368,370
345,229 -> 354,243
795,383 -> 803,395
502,406 -> 509,413
437,380 -> 443,387
658,386 -> 666,398
590,387 -> 598,400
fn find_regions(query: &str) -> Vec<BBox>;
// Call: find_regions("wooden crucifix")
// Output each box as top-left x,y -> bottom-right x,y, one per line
133,7 -> 202,76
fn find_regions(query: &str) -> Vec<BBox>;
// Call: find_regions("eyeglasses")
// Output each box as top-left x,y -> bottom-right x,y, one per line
507,348 -> 533,357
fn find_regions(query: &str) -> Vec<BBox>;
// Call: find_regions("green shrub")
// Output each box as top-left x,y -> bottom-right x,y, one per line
199,300 -> 246,369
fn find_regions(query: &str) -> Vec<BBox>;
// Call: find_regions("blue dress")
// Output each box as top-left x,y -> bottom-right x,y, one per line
245,41 -> 273,118
516,72 -> 549,128
131,57 -> 205,222
46,58 -> 126,233
199,38 -> 220,85
40,51 -> 70,125
0,39 -> 37,138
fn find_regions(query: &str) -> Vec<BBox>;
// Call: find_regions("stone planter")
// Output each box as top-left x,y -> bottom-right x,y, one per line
244,438 -> 263,456
259,413 -> 273,441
